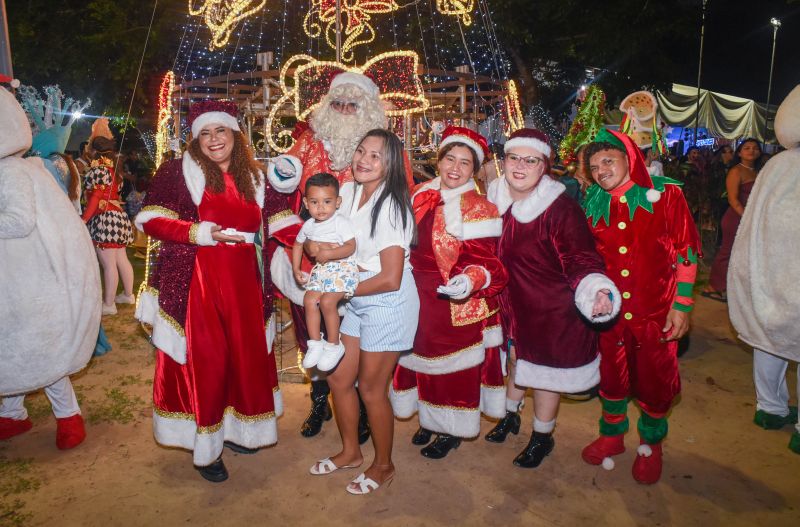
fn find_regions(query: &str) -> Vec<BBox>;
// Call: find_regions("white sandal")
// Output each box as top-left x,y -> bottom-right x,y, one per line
309,457 -> 361,476
346,472 -> 394,495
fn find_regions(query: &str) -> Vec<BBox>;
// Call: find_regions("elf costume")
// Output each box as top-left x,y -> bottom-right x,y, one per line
581,128 -> 700,484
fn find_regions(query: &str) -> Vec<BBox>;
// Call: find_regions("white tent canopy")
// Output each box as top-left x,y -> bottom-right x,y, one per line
655,83 -> 776,143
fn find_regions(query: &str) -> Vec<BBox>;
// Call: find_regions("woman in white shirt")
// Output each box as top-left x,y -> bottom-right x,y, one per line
306,129 -> 418,494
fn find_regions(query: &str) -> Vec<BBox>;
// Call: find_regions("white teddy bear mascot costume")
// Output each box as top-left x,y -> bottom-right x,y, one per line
728,84 -> 800,455
0,75 -> 101,449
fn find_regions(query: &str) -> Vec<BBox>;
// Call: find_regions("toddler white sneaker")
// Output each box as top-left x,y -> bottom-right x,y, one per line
302,339 -> 325,369
316,341 -> 345,372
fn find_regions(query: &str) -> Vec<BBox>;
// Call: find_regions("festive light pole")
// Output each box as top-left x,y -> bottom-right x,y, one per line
692,0 -> 708,146
765,17 -> 781,139
0,0 -> 12,78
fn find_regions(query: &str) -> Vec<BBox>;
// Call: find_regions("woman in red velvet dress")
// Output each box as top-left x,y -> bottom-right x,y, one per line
390,127 -> 507,459
135,101 -> 295,482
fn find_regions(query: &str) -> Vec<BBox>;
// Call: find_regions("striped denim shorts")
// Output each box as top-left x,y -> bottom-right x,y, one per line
340,268 -> 420,352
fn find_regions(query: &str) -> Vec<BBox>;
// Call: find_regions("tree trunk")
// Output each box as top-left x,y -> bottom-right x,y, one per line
508,46 -> 539,108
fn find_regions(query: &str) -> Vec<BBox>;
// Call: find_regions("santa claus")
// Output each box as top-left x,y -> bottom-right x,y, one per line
266,71 -> 412,440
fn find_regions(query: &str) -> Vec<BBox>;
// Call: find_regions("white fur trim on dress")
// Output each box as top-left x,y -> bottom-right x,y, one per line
134,209 -> 177,231
462,217 -> 502,240
270,247 -> 306,305
504,136 -> 551,157
514,355 -> 600,393
190,112 -> 241,138
574,272 -> 621,323
267,154 -> 302,194
480,384 -> 507,419
421,177 -> 501,240
182,152 -> 207,206
487,175 -> 565,223
439,135 -> 485,165
389,385 -> 419,419
153,406 -> 278,467
483,324 -> 503,348
267,213 -> 302,236
398,342 -> 484,375
196,221 -> 218,246
135,288 -> 187,364
265,314 -> 276,355
418,401 -> 480,438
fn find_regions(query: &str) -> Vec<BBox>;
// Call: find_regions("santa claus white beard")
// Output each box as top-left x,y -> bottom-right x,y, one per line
311,95 -> 387,171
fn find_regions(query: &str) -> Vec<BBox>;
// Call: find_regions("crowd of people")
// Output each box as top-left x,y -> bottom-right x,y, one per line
1,72 -> 798,499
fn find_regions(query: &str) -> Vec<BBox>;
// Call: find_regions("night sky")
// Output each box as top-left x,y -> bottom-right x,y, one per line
673,0 -> 800,104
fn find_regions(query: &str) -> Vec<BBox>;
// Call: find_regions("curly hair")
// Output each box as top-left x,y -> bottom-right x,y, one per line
578,141 -> 625,188
187,131 -> 263,201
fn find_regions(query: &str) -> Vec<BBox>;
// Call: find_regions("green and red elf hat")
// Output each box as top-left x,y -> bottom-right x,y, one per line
594,127 -> 662,203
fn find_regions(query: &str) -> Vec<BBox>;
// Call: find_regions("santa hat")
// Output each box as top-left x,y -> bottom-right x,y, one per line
189,99 -> 241,138
594,127 -> 661,203
0,74 -> 20,89
329,72 -> 380,98
439,126 -> 489,165
504,128 -> 551,157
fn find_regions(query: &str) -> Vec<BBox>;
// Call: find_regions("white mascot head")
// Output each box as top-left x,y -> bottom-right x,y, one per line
310,72 -> 387,171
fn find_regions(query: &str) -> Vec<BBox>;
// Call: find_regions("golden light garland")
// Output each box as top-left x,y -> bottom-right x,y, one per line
303,0 -> 400,63
188,0 -> 267,50
155,71 -> 175,166
504,79 -> 524,136
436,0 -> 475,26
264,50 -> 429,153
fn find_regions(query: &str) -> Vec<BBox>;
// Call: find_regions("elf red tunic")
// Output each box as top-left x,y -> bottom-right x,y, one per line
585,179 -> 700,415
390,179 -> 507,438
135,157 -> 293,466
489,176 -> 620,393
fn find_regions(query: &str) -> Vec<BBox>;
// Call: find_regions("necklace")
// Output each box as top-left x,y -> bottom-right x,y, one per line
738,162 -> 755,170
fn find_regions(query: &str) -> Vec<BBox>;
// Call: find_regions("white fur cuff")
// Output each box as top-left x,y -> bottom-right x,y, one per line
574,272 -> 621,323
267,155 -> 302,194
195,221 -> 218,246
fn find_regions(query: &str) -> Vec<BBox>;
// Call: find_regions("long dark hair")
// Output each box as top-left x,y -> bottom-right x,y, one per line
732,137 -> 765,172
188,131 -> 262,201
357,129 -> 414,241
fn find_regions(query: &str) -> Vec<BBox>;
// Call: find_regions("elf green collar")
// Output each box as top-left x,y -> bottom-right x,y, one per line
583,176 -> 683,227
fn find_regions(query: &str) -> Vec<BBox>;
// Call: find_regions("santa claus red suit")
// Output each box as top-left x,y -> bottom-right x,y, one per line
580,128 -> 699,484
390,127 -> 507,457
135,101 -> 295,479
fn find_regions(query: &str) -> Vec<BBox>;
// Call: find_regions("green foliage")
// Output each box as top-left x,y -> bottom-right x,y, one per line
85,387 -> 145,425
0,456 -> 41,526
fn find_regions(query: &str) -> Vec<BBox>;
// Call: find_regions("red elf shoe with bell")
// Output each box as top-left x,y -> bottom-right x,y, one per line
56,414 -> 86,450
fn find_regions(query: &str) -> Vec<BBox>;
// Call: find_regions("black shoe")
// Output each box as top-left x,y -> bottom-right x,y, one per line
357,399 -> 371,445
195,457 -> 228,482
411,426 -> 433,445
513,432 -> 554,469
224,441 -> 259,454
300,393 -> 332,438
420,434 -> 462,459
485,411 -> 521,443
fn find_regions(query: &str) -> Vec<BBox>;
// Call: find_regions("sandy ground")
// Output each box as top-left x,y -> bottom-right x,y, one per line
1,280 -> 799,526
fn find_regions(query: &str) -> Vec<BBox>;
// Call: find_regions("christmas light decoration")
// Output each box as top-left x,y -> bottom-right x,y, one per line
303,0 -> 400,62
503,79 -> 524,136
264,50 -> 429,152
155,71 -> 175,166
188,0 -> 267,50
558,84 -> 606,166
436,0 -> 475,26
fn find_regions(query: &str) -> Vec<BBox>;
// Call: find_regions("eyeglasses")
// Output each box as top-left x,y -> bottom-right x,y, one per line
505,153 -> 544,167
330,100 -> 358,113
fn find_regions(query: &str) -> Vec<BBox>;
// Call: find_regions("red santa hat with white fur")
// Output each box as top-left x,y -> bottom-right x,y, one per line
504,128 -> 552,157
439,126 -> 490,165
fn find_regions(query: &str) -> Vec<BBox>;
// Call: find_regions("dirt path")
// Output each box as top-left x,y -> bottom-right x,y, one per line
1,295 -> 798,527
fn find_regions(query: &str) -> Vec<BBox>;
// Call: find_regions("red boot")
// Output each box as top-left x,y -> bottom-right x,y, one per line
632,441 -> 663,484
0,417 -> 33,440
582,434 -> 625,465
56,414 -> 86,450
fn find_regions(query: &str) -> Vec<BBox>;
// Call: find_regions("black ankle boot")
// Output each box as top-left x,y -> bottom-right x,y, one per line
195,457 -> 228,482
224,441 -> 259,454
513,431 -> 554,468
357,397 -> 371,445
485,411 -> 521,443
420,434 -> 462,459
300,392 -> 332,438
411,426 -> 433,445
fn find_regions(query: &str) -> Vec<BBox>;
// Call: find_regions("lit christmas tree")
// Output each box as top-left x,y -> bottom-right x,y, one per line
558,85 -> 606,166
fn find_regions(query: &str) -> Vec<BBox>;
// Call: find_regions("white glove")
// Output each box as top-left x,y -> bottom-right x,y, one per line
274,157 -> 297,177
436,274 -> 473,300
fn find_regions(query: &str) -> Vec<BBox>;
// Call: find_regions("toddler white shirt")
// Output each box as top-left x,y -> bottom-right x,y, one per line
297,212 -> 356,246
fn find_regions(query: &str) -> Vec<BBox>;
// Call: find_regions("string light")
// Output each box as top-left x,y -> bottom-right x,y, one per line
504,79 -> 524,135
264,50 -> 429,152
303,0 -> 400,62
155,71 -> 175,166
188,0 -> 267,50
436,0 -> 475,26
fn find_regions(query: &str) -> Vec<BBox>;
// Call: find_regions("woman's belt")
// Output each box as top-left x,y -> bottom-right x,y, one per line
219,228 -> 257,244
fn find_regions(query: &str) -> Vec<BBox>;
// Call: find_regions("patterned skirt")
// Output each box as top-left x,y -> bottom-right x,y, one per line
88,210 -> 134,248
